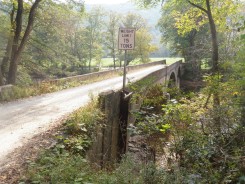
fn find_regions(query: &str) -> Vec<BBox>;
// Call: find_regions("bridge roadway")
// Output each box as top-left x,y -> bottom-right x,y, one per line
0,64 -> 166,166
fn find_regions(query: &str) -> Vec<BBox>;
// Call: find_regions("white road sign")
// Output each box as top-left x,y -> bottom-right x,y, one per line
118,28 -> 135,50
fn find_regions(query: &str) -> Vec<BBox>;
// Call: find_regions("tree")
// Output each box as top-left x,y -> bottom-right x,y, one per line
136,0 -> 238,72
85,7 -> 105,71
133,28 -> 158,63
0,1 -> 16,85
177,0 -> 238,127
14,0 -> 88,80
7,0 -> 42,84
104,11 -> 121,69
157,1 -> 210,78
136,0 -> 239,128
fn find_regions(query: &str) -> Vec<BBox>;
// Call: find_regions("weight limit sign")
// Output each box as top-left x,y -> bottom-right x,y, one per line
118,28 -> 135,50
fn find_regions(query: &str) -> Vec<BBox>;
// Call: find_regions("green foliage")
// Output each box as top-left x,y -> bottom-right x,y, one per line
132,84 -> 172,137
131,74 -> 245,183
142,84 -> 167,112
57,100 -> 104,155
161,92 -> 245,183
133,28 -> 158,63
90,154 -> 166,184
21,152 -> 92,184
157,0 -> 210,77
21,100 -> 104,183
171,0 -> 239,36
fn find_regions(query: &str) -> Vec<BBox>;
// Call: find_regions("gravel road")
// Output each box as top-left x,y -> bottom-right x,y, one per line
0,65 -> 165,166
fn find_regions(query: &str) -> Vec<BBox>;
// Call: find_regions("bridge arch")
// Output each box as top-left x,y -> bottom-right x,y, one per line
168,72 -> 177,88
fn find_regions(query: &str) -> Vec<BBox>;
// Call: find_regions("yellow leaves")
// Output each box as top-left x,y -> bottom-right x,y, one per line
133,28 -> 158,62
233,91 -> 239,96
168,0 -> 240,36
212,1 -> 239,32
172,8 -> 207,36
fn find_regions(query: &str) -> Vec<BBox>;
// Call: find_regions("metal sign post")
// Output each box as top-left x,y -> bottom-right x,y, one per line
118,28 -> 135,91
123,50 -> 127,90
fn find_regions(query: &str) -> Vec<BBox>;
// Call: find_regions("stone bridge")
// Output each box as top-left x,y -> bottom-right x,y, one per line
135,60 -> 182,88
88,60 -> 183,167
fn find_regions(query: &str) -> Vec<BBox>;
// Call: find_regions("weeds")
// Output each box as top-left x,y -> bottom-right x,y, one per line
19,99 -> 104,183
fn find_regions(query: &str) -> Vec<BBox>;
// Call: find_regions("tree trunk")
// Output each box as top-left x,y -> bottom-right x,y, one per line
205,0 -> 221,130
0,68 -> 4,86
241,86 -> 245,127
89,58 -> 91,71
1,6 -> 15,82
206,0 -> 219,73
188,0 -> 221,129
241,102 -> 245,127
7,0 -> 23,84
188,30 -> 200,78
205,1 -> 220,98
187,0 -> 219,72
1,36 -> 13,77
7,0 -> 42,84
113,51 -> 116,69
89,44 -> 92,71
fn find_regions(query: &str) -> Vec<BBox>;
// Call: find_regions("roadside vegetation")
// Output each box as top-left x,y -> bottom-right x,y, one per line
19,99 -> 105,183
133,83 -> 245,183
17,74 -> 245,183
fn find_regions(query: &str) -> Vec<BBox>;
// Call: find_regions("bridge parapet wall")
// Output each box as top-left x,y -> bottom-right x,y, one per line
41,60 -> 166,86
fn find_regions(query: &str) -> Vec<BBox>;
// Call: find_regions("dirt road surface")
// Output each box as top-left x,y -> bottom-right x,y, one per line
0,65 -> 165,167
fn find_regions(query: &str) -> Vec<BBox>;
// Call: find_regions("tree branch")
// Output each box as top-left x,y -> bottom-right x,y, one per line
18,0 -> 42,56
187,0 -> 208,13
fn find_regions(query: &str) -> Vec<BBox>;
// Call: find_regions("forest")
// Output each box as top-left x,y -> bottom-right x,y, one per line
0,0 -> 245,183
0,0 -> 158,86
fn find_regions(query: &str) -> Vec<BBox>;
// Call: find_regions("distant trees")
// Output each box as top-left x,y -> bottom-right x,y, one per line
0,1 -> 158,85
85,7 -> 105,71
26,1 -> 86,78
119,13 -> 157,65
134,28 -> 157,63
104,12 -> 121,69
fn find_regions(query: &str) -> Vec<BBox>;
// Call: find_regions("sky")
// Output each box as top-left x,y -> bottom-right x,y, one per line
84,0 -> 130,4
